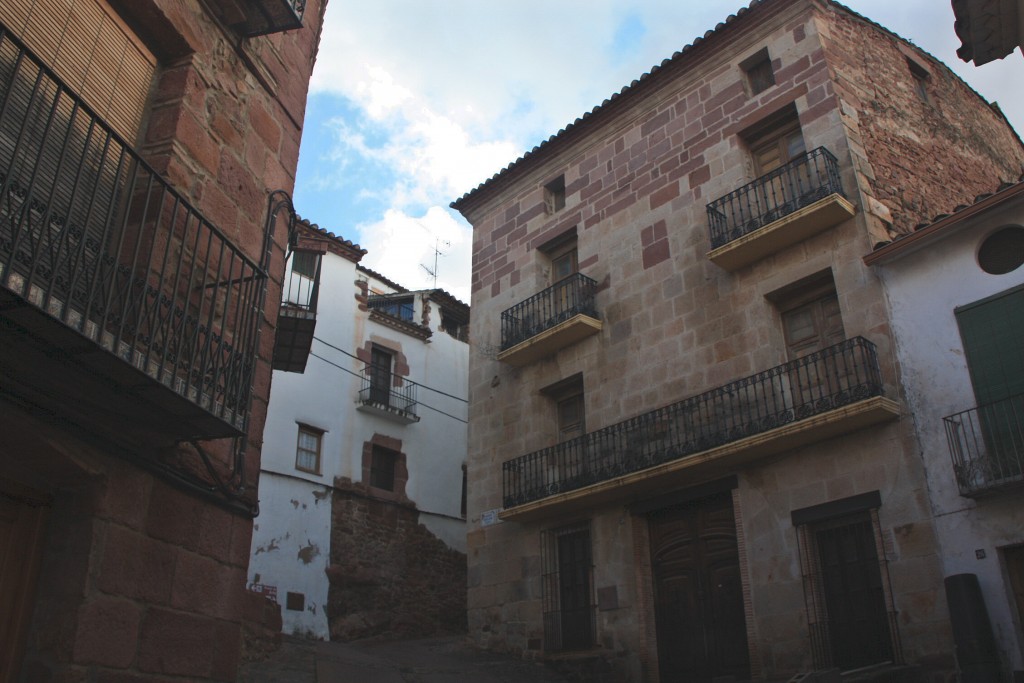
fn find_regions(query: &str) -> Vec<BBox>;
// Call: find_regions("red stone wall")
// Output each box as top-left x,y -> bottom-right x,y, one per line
326,479 -> 467,641
3,1 -> 326,681
814,2 -> 1024,238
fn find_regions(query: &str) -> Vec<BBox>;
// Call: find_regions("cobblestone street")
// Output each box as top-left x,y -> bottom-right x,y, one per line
239,636 -> 571,683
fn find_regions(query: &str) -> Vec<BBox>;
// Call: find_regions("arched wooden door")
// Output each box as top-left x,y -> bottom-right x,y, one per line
649,491 -> 749,682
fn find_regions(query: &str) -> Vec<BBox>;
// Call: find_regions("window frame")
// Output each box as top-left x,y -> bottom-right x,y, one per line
740,47 -> 775,96
295,424 -> 323,475
540,521 -> 596,652
544,175 -> 566,215
369,445 -> 398,492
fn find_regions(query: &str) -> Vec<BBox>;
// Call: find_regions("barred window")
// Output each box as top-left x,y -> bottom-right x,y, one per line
793,493 -> 900,670
541,521 -> 595,652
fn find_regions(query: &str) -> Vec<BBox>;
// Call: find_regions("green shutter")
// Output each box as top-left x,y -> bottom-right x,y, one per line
956,285 -> 1024,406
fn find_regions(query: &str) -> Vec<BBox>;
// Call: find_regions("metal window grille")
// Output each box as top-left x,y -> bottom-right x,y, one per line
796,509 -> 901,670
370,445 -> 397,491
540,521 -> 596,652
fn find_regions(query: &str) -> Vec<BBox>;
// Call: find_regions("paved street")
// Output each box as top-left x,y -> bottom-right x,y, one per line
239,635 -> 571,683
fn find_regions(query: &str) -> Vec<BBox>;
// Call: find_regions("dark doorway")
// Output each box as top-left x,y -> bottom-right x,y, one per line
369,346 -> 393,406
648,491 -> 749,682
815,513 -> 893,669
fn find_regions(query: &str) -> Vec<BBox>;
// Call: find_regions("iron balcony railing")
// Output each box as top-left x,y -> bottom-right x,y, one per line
707,146 -> 846,249
503,337 -> 883,508
0,27 -> 264,432
220,0 -> 305,37
358,363 -> 419,419
500,272 -> 598,350
944,394 -> 1024,496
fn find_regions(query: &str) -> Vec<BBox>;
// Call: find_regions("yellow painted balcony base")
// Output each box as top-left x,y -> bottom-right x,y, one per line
708,194 -> 856,272
500,396 -> 899,522
497,314 -> 602,367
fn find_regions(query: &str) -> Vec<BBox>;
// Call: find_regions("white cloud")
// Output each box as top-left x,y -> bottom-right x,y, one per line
302,0 -> 1024,300
356,206 -> 472,303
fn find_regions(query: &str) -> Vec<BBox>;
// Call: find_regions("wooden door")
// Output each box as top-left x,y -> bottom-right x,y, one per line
369,347 -> 392,407
649,492 -> 749,682
783,290 -> 847,416
815,514 -> 893,669
0,491 -> 48,683
1005,546 -> 1024,645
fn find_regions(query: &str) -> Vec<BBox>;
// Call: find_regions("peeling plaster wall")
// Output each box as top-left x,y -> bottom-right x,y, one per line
874,195 -> 1024,673
251,242 -> 468,640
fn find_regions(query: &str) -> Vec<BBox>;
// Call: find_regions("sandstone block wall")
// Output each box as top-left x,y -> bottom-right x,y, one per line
457,0 -> 1022,680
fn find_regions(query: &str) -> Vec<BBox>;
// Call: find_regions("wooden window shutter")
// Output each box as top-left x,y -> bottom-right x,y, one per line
0,0 -> 156,142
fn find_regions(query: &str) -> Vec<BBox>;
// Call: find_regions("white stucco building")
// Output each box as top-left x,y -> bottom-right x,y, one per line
249,220 -> 469,639
867,176 -> 1024,677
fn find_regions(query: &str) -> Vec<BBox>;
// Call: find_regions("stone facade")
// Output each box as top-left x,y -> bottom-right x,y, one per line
453,1 -> 1024,682
0,1 -> 325,680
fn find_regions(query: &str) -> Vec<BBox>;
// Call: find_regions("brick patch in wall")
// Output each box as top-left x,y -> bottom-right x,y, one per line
325,481 -> 467,641
641,220 -> 671,270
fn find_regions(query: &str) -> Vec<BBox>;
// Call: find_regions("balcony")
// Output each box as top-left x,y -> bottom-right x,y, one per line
944,394 -> 1024,497
706,147 -> 856,271
0,30 -> 264,446
273,254 -> 320,373
498,273 -> 602,366
501,337 -> 899,520
356,367 -> 420,424
204,0 -> 305,37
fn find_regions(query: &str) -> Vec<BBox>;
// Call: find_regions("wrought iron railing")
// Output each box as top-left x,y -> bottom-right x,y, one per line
944,394 -> 1024,496
503,337 -> 883,507
500,272 -> 598,350
358,363 -> 419,419
0,27 -> 264,431
706,147 -> 846,249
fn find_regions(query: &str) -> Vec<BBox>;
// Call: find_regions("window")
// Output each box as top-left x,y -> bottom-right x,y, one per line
793,493 -> 898,671
295,425 -> 323,474
977,226 -> 1024,275
543,374 -> 586,443
741,48 -> 775,95
544,175 -> 566,214
746,105 -> 806,177
906,58 -> 930,102
368,346 -> 393,406
367,294 -> 415,322
369,445 -> 398,491
955,286 -> 1024,483
0,0 -> 157,143
460,464 -> 467,518
291,251 -> 319,278
771,271 -> 845,359
541,522 -> 595,652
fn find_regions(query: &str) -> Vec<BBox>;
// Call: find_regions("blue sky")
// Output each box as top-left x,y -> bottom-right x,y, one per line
293,1 -> 1024,303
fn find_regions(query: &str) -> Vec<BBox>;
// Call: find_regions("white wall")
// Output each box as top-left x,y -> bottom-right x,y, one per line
250,245 -> 469,639
876,197 -> 1024,671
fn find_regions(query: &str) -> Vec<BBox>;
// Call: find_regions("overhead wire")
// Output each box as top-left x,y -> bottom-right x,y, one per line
312,335 -> 468,403
307,351 -> 468,424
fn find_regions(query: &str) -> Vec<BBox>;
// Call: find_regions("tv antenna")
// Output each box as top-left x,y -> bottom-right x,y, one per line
420,237 -> 450,288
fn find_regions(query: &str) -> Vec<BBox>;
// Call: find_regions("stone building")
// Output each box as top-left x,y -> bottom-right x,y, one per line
248,219 -> 469,641
0,0 -> 324,680
866,175 -> 1024,679
451,0 -> 1024,681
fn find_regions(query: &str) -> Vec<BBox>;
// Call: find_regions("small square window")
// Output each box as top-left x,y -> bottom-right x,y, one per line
544,175 -> 566,214
370,446 -> 398,491
285,591 -> 305,611
295,425 -> 323,474
741,48 -> 775,95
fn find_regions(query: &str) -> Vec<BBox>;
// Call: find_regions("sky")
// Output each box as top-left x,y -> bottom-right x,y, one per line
292,1 -> 1024,304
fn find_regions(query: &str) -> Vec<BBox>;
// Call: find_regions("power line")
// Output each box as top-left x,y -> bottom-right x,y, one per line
312,335 -> 468,404
307,351 -> 468,424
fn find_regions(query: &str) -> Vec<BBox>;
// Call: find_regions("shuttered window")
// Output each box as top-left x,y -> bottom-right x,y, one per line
0,0 -> 156,142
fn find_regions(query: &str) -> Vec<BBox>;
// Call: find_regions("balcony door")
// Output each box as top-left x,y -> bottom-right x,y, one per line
955,286 -> 1024,481
747,106 -> 807,219
369,347 -> 393,407
648,491 -> 749,683
780,276 -> 847,416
